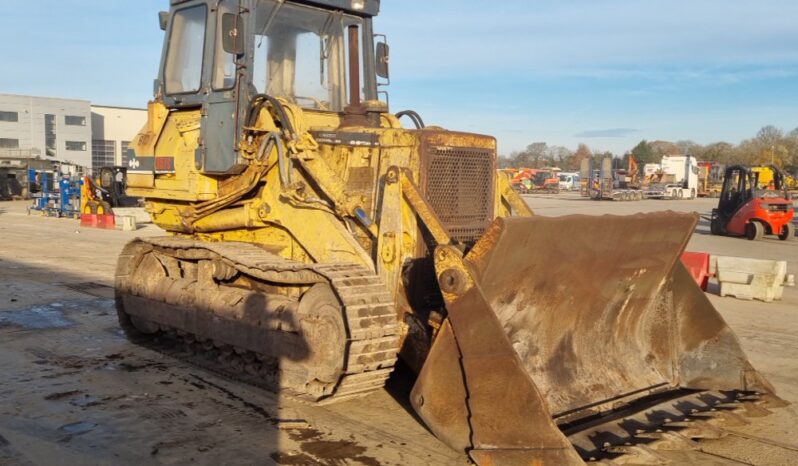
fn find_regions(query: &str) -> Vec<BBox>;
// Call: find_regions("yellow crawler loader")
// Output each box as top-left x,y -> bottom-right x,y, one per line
118,1 -> 782,464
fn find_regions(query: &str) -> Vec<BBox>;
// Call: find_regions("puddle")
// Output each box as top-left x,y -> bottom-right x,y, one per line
0,299 -> 115,331
285,428 -> 381,466
59,421 -> 97,435
0,306 -> 73,330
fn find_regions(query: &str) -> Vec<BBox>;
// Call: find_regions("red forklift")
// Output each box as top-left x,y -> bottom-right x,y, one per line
710,165 -> 795,241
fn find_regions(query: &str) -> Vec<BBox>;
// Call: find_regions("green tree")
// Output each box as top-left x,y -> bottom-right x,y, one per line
525,142 -> 549,167
702,142 -> 736,165
630,140 -> 657,164
544,145 -> 573,167
649,140 -> 682,158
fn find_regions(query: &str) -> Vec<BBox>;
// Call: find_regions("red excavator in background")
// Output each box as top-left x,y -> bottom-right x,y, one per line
711,165 -> 795,241
511,168 -> 559,194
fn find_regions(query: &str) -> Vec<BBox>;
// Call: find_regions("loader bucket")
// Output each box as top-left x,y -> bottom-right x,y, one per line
411,212 -> 773,465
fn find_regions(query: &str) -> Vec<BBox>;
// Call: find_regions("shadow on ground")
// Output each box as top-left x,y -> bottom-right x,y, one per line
0,257 -> 391,466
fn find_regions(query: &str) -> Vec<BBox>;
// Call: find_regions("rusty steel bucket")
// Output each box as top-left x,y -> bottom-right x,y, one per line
411,212 -> 774,466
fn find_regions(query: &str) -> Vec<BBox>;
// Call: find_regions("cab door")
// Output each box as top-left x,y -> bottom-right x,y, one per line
201,0 -> 247,174
156,1 -> 245,175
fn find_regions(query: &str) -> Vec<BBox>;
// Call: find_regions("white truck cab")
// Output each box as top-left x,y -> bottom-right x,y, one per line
661,155 -> 699,199
558,172 -> 580,191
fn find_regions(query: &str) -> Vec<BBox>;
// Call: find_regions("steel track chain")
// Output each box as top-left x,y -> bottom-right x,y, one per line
116,237 -> 400,404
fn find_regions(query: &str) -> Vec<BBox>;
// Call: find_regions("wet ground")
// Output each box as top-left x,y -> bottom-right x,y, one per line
0,202 -> 466,466
1,196 -> 797,465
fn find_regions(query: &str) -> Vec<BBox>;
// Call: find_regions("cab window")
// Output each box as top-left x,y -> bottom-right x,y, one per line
213,0 -> 238,90
165,5 -> 208,94
252,2 -> 362,111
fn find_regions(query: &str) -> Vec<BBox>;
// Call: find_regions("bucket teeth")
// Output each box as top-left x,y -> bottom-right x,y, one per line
569,390 -> 783,466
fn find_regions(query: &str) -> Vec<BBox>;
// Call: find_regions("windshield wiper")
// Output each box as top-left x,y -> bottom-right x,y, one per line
319,10 -> 343,86
257,0 -> 285,44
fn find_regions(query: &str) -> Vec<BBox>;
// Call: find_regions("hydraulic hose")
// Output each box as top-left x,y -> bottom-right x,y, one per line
246,94 -> 296,140
396,110 -> 425,129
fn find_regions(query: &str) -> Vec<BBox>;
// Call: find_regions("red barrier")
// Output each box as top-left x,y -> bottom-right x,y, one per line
681,252 -> 711,291
80,214 -> 98,228
98,214 -> 116,229
80,214 -> 116,229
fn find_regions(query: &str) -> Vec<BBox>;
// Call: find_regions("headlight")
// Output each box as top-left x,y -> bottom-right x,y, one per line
351,0 -> 366,10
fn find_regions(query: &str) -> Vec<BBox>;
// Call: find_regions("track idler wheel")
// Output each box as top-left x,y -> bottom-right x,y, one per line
117,247 -> 168,338
116,290 -> 162,341
285,284 -> 347,397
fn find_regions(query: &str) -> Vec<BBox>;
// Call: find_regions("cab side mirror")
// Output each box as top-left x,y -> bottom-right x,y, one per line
159,11 -> 169,31
376,41 -> 390,79
222,13 -> 245,55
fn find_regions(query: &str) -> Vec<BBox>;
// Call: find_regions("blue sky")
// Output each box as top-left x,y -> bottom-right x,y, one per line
2,0 -> 797,155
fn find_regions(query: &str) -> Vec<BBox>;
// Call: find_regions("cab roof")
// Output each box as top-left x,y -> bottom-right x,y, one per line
298,0 -> 380,16
170,0 -> 380,17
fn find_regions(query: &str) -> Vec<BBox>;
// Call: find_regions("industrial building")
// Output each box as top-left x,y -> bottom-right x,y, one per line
90,105 -> 148,169
0,94 -> 93,168
0,94 -> 146,199
0,94 -> 146,170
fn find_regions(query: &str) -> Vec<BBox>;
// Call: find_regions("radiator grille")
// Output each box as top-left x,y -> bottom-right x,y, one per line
422,145 -> 495,243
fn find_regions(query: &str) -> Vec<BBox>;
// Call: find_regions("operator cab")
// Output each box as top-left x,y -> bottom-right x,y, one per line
154,0 -> 388,173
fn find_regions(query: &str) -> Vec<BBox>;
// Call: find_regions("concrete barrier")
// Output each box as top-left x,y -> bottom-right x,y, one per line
116,216 -> 137,232
711,256 -> 793,303
111,207 -> 151,224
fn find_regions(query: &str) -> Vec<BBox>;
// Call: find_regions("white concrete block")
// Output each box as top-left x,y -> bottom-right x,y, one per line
116,216 -> 137,231
111,207 -> 151,224
713,256 -> 788,303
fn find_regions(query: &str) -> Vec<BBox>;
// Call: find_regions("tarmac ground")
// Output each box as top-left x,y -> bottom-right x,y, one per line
0,194 -> 796,465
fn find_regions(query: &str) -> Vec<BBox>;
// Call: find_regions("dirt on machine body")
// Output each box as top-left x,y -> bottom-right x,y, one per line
116,1 -> 785,464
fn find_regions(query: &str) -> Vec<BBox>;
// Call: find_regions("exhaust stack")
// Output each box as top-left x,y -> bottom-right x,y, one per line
341,24 -> 369,127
